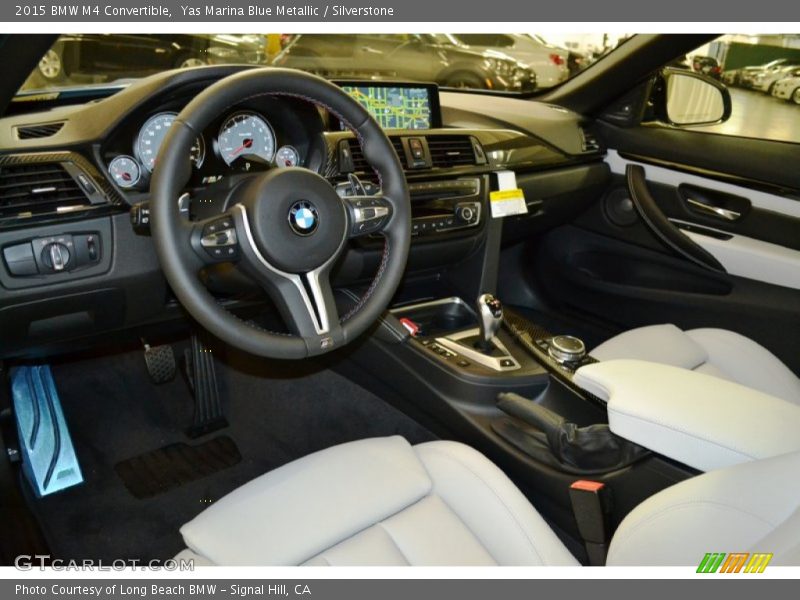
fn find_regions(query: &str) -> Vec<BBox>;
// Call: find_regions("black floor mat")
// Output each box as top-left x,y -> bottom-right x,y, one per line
27,344 -> 435,562
115,436 -> 242,499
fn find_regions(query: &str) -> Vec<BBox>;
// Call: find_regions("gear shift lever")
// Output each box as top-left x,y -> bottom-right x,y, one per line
433,293 -> 519,371
476,293 -> 503,352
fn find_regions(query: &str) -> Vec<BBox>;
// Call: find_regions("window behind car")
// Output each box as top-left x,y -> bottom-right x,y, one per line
19,33 -> 623,98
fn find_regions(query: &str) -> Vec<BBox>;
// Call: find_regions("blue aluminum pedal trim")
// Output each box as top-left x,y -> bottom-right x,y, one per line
11,365 -> 83,497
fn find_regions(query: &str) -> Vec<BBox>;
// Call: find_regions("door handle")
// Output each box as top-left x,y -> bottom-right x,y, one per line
626,164 -> 726,273
686,198 -> 741,221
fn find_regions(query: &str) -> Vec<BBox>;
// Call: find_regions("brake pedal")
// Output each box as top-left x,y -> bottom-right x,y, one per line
142,341 -> 176,384
10,365 -> 83,497
183,333 -> 227,439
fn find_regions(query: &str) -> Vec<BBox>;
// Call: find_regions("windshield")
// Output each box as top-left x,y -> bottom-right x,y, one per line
20,33 -> 629,97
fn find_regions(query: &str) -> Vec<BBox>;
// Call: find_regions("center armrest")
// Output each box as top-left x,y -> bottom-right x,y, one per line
573,359 -> 800,472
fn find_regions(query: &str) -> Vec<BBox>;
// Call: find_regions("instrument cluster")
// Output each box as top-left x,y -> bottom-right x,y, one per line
105,106 -> 311,192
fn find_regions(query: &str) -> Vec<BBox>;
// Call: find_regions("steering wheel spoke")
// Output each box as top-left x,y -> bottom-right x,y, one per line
267,267 -> 343,349
229,203 -> 345,353
342,195 -> 393,238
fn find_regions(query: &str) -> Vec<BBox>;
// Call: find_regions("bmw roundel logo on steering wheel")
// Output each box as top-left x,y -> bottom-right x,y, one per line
288,200 -> 319,236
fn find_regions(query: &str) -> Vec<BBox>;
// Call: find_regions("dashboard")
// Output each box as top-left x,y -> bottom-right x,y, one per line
103,81 -> 440,193
0,66 -> 608,358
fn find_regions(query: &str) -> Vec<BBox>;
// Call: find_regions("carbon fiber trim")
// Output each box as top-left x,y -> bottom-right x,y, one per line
0,151 -> 125,230
503,308 -> 604,406
0,151 -> 124,206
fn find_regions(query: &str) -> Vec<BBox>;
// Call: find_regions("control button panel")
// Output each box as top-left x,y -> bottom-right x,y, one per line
427,341 -> 458,359
411,201 -> 481,237
530,337 -> 595,374
200,217 -> 239,261
2,232 -> 102,277
344,196 -> 392,237
421,339 -> 466,363
407,178 -> 483,237
408,179 -> 479,196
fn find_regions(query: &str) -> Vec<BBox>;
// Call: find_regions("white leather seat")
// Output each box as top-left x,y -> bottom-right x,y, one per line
590,324 -> 800,405
175,436 -> 800,566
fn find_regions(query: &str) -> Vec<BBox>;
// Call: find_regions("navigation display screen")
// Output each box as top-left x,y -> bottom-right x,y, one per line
339,83 -> 439,130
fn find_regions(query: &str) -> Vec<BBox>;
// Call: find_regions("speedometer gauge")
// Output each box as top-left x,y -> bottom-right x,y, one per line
136,112 -> 205,172
217,111 -> 275,166
108,155 -> 141,189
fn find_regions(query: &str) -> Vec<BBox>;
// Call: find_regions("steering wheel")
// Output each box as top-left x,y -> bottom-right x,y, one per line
149,69 -> 411,359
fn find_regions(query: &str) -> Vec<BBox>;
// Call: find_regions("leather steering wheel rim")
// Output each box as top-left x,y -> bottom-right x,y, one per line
150,68 -> 411,359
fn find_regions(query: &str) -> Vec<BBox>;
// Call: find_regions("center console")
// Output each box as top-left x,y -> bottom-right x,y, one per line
342,286 -> 698,564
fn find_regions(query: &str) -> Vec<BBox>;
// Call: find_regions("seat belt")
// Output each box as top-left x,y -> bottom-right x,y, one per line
569,480 -> 612,566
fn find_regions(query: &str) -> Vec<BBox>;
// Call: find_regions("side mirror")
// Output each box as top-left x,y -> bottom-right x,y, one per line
658,67 -> 732,126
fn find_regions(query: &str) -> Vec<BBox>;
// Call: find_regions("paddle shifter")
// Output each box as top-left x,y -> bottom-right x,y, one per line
477,293 -> 503,352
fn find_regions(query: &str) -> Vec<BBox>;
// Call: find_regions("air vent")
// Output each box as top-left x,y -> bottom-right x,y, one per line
16,122 -> 65,140
427,135 -> 477,168
346,138 -> 370,173
391,137 -> 405,160
346,137 -> 405,173
579,127 -> 602,153
344,135 -> 478,172
0,162 -> 98,226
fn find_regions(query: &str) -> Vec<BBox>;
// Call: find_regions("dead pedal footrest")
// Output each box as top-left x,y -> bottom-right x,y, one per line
10,365 -> 83,497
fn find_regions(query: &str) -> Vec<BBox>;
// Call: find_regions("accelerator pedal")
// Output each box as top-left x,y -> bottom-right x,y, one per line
184,333 -> 227,439
142,341 -> 176,384
10,366 -> 83,497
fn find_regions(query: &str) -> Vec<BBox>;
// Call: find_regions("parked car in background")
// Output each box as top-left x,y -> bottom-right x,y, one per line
721,68 -> 741,86
771,73 -> 800,104
448,33 -> 569,88
691,55 -> 721,79
752,65 -> 800,94
38,34 -> 266,82
273,34 -> 536,92
37,34 -> 267,82
739,58 -> 800,89
566,50 -> 590,75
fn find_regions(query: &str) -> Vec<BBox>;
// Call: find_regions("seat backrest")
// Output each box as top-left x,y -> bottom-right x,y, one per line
606,450 -> 800,566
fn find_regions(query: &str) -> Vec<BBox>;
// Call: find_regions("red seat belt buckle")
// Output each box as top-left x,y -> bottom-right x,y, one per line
571,480 -> 605,493
569,480 -> 610,565
399,317 -> 420,337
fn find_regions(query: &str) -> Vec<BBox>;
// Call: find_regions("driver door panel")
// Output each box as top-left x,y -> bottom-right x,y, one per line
533,127 -> 800,373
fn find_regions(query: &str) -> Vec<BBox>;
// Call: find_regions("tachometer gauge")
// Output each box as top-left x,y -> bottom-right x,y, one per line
136,112 -> 205,172
217,111 -> 275,166
108,155 -> 141,189
275,145 -> 300,168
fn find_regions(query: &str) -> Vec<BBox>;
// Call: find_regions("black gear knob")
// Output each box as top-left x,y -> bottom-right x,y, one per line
477,293 -> 503,350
